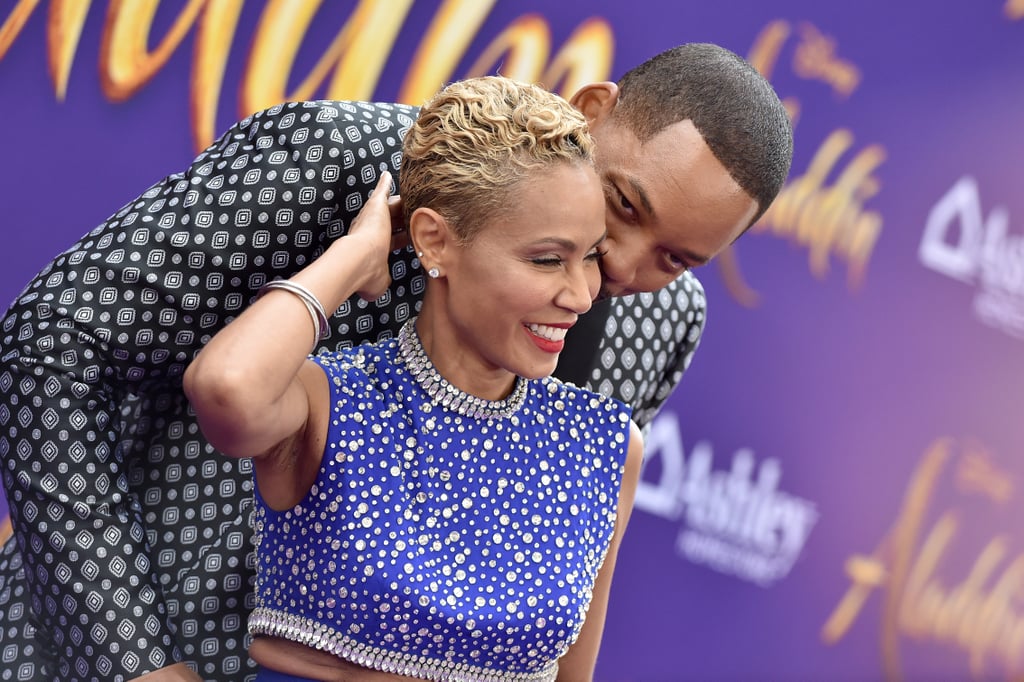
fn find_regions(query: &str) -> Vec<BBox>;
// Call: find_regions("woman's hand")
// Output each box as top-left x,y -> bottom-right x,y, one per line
185,171 -> 399,464
388,194 -> 410,252
348,172 -> 398,302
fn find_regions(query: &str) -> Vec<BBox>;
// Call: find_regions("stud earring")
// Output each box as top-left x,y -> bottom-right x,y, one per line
428,267 -> 440,279
416,251 -> 423,258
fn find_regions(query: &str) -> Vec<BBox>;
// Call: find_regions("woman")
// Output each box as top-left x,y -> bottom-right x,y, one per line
184,76 -> 643,682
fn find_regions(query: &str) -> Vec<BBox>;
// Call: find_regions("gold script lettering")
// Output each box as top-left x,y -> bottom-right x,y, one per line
747,19 -> 789,80
4,2 -> 616,152
48,0 -> 90,100
821,439 -> 952,680
746,20 -> 801,123
399,0 -> 496,105
529,18 -> 612,96
1,0 -> 89,102
241,0 -> 413,118
464,15 -> 613,98
0,0 -> 40,62
466,14 -> 551,83
722,20 -> 882,304
957,449 -> 1014,503
713,20 -> 795,308
822,438 -> 1024,680
792,23 -> 860,97
190,0 -> 243,152
754,128 -> 884,288
99,0 -> 206,100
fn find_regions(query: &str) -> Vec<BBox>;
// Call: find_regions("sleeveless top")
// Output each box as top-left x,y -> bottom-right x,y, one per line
249,320 -> 632,681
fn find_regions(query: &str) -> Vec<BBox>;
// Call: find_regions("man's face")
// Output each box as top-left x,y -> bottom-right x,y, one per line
587,116 -> 759,298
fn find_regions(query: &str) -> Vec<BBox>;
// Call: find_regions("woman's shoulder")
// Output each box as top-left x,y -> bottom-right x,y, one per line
535,376 -> 635,473
536,376 -> 631,421
311,338 -> 399,382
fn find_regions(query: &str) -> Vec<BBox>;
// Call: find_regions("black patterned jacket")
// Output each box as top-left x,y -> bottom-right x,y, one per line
0,100 -> 705,681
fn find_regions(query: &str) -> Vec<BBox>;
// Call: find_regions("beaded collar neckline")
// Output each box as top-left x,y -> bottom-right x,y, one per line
397,319 -> 528,420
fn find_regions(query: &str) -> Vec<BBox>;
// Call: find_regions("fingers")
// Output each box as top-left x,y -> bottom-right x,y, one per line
352,172 -> 394,230
387,195 -> 405,231
387,195 -> 404,220
352,171 -> 410,255
386,191 -> 409,252
371,171 -> 393,203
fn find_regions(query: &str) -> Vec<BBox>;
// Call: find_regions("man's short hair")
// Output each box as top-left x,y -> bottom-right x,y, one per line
613,43 -> 794,226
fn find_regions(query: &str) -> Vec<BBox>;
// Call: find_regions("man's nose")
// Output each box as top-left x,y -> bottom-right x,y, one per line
600,238 -> 638,290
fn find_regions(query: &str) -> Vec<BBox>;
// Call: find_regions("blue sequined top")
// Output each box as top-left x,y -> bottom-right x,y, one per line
249,320 -> 632,681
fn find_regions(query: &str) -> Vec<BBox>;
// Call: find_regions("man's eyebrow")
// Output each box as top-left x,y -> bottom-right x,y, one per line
627,177 -> 654,217
680,249 -> 711,267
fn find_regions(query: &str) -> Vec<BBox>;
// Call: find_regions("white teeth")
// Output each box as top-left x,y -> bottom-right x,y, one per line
527,324 -> 567,341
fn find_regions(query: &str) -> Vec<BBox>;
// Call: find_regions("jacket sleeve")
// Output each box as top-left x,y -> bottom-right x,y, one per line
0,100 -> 415,680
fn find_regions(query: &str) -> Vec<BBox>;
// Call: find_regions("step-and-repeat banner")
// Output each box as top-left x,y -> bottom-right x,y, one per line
1,2 -> 1022,680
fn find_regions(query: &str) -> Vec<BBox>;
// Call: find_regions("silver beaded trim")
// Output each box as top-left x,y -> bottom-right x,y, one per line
249,608 -> 559,682
398,319 -> 528,420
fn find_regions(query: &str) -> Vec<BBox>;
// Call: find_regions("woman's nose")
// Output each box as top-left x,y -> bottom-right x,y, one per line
559,264 -> 595,314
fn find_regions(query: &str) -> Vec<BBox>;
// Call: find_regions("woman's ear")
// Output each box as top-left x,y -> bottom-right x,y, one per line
569,81 -> 619,125
409,207 -> 452,272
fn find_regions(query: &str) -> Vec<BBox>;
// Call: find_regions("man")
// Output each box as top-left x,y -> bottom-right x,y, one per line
0,43 -> 791,681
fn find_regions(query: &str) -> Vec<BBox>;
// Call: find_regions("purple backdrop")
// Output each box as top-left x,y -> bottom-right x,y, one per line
2,2 -> 1022,680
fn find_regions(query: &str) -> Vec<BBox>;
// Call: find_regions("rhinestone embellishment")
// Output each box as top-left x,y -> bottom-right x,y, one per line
250,332 -> 632,681
398,319 -> 527,420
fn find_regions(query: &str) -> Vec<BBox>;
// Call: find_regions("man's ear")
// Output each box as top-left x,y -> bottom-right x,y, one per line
409,207 -> 452,269
569,81 -> 619,125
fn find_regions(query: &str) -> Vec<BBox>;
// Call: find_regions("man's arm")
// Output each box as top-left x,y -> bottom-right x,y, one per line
0,100 -> 416,679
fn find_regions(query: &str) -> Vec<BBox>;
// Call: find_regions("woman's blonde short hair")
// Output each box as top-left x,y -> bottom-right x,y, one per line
400,76 -> 594,242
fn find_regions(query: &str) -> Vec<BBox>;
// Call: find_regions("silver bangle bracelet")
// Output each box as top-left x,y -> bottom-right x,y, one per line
257,279 -> 331,348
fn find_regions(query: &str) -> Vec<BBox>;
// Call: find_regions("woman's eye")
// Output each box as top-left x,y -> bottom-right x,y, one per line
586,247 -> 607,262
532,256 -> 563,266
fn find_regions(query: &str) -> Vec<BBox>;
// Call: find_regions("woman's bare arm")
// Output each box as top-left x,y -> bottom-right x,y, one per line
182,173 -> 396,494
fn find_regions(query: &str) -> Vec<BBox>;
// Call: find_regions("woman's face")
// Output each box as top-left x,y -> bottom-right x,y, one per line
434,161 -> 607,393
